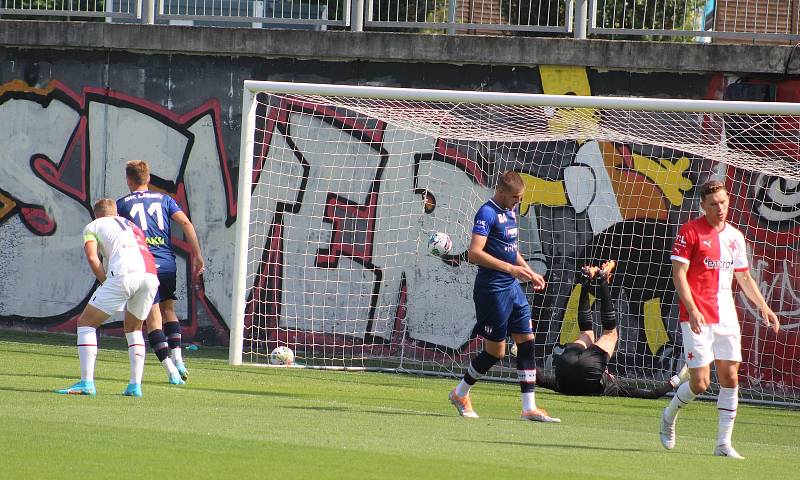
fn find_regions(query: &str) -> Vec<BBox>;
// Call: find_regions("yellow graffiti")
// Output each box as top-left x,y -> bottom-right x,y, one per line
630,153 -> 693,207
518,173 -> 568,217
560,283 -> 595,345
539,65 -> 592,96
0,79 -> 57,97
643,297 -> 670,355
539,66 -> 599,138
0,191 -> 16,221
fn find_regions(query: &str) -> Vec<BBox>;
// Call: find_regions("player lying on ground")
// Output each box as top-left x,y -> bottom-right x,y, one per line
535,261 -> 688,398
449,171 -> 559,423
56,199 -> 160,398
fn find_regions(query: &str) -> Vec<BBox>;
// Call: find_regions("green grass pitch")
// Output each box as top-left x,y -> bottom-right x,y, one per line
1,331 -> 798,479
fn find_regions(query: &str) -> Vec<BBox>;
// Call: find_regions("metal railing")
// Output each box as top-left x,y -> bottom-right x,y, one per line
2,0 -> 800,42
0,0 -> 138,18
364,0 -> 574,34
157,0 -> 346,27
588,0 -> 800,41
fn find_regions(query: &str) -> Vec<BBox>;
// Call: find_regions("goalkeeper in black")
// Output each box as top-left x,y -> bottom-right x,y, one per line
536,261 -> 687,398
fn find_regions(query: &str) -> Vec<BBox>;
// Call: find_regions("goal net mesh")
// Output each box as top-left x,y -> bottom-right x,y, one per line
239,89 -> 800,405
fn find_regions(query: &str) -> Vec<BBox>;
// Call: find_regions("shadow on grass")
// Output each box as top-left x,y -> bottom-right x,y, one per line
362,408 -> 449,418
183,385 -> 314,400
464,439 -> 645,453
282,405 -> 353,413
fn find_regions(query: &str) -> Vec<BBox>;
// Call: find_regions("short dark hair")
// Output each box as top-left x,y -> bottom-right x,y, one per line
496,171 -> 524,193
93,198 -> 117,218
699,180 -> 727,200
125,160 -> 150,187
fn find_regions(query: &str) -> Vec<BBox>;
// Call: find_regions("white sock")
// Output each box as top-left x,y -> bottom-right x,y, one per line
171,347 -> 183,364
162,357 -> 179,376
455,380 -> 472,398
669,375 -> 681,388
77,326 -> 97,382
521,392 -> 536,412
126,331 -> 146,385
717,386 -> 739,446
665,382 -> 697,422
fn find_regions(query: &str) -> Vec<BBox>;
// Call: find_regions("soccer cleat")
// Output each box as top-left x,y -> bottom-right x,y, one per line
521,408 -> 561,423
168,372 -> 185,385
659,408 -> 676,450
598,260 -> 616,282
55,380 -> 96,396
449,389 -> 479,418
175,361 -> 189,382
123,383 -> 143,398
713,444 -> 744,459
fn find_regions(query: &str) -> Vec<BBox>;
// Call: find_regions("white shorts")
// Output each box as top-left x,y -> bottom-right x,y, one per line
680,321 -> 742,368
89,272 -> 159,321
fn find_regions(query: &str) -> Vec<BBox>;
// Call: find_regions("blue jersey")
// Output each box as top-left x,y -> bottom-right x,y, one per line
472,199 -> 520,290
116,190 -> 182,273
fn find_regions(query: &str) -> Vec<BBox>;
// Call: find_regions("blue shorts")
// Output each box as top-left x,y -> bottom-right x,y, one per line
473,282 -> 532,342
153,272 -> 177,304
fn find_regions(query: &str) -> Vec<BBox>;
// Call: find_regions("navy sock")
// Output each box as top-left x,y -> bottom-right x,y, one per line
147,329 -> 170,362
515,340 -> 536,393
164,321 -> 182,350
464,350 -> 500,385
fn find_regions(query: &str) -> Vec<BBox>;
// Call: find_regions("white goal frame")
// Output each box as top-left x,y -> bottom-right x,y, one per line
229,81 -> 800,406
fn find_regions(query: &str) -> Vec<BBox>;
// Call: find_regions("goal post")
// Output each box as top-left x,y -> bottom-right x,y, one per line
231,81 -> 800,406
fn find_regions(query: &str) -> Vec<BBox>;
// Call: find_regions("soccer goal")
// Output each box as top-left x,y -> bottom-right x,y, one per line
230,81 -> 800,406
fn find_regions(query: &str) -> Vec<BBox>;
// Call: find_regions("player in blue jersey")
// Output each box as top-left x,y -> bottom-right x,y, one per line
449,171 -> 560,423
117,160 -> 205,384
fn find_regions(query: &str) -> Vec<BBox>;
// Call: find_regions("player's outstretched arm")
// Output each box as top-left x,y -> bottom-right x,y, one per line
734,270 -> 780,333
83,240 -> 107,284
172,211 -> 205,280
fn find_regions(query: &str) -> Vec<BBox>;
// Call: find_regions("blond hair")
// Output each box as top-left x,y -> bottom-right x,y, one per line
93,198 -> 117,218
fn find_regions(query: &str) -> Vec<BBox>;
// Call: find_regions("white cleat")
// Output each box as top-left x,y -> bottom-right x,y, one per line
659,408 -> 676,450
521,408 -> 561,423
713,444 -> 744,459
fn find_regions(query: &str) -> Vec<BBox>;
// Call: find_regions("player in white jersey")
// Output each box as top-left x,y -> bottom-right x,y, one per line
55,199 -> 160,398
659,180 -> 780,459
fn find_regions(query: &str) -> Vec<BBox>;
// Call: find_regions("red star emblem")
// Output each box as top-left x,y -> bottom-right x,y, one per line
687,352 -> 694,361
728,240 -> 737,252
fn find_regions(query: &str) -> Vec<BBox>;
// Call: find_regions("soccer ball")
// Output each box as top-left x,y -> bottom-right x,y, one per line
270,346 -> 295,366
427,232 -> 452,256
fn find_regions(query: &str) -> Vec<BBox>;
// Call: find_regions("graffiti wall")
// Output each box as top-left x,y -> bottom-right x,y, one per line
0,49 -> 797,394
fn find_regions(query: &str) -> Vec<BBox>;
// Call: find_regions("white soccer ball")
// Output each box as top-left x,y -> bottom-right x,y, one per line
427,232 -> 452,256
270,346 -> 295,366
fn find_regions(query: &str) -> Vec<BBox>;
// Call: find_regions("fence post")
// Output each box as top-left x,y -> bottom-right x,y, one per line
141,0 -> 155,24
351,0 -> 364,31
574,0 -> 587,39
447,0 -> 457,35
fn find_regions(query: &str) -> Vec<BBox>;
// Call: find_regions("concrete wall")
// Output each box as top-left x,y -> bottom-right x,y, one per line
0,21 -> 798,389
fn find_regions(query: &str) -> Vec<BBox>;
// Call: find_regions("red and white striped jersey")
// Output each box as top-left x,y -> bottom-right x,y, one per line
670,216 -> 748,327
83,216 -> 157,275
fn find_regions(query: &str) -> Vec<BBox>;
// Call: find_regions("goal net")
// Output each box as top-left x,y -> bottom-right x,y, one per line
231,81 -> 800,406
